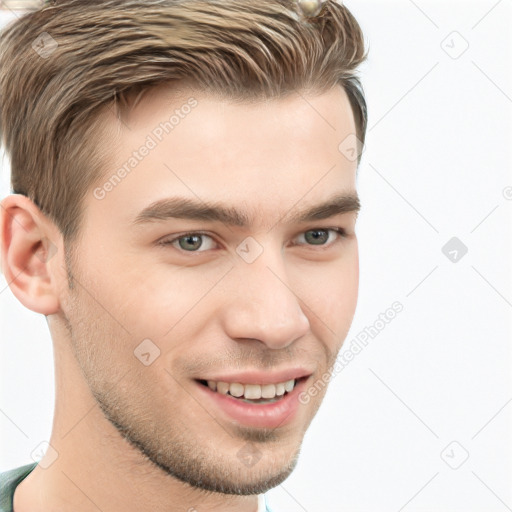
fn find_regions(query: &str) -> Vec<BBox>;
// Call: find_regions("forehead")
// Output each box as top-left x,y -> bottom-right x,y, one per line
122,83 -> 357,148
88,84 -> 358,229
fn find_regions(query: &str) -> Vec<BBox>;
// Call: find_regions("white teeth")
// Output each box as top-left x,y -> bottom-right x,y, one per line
229,382 -> 244,397
204,378 -> 297,399
275,382 -> 285,396
261,384 -> 276,399
244,384 -> 262,399
216,382 -> 230,395
284,379 -> 295,392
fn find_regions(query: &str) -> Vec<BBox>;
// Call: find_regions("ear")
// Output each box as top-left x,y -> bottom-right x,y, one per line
0,194 -> 62,315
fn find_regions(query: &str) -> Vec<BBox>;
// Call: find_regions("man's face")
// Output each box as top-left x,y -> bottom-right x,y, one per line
60,84 -> 359,494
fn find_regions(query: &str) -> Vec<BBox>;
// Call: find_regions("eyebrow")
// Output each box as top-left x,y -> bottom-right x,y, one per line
132,192 -> 360,228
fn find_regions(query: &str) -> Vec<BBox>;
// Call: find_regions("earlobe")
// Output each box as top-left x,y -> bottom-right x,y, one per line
0,194 -> 61,315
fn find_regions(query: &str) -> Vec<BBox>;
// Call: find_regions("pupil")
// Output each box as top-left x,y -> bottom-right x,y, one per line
179,235 -> 202,251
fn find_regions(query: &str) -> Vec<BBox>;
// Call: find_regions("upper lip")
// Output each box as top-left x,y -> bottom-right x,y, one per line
196,368 -> 314,385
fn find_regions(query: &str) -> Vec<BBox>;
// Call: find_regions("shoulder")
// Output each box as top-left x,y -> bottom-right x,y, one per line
0,463 -> 38,512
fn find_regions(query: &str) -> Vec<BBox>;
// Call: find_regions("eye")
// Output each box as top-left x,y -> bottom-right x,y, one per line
158,227 -> 348,253
295,227 -> 347,247
159,232 -> 216,252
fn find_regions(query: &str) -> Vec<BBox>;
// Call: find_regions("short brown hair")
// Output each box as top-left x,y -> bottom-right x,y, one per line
0,0 -> 367,245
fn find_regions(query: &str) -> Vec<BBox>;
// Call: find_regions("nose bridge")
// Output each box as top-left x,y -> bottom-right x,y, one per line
221,244 -> 310,349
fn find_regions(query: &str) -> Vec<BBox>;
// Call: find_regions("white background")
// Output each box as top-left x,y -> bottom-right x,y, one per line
1,1 -> 511,511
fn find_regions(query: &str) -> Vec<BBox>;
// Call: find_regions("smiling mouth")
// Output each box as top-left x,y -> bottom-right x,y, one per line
196,377 -> 308,404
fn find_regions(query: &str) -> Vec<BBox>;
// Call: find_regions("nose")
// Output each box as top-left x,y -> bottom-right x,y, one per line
220,249 -> 310,350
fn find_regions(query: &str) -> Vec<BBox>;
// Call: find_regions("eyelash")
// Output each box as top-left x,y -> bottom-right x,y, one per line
157,227 -> 348,253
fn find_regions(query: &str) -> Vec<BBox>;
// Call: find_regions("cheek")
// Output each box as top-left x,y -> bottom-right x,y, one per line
100,261 -> 229,341
323,270 -> 358,323
297,248 -> 359,333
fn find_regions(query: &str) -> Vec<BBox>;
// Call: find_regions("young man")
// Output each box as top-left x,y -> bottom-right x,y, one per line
0,0 -> 367,510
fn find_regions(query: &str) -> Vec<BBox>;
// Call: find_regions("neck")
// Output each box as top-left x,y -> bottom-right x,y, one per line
13,318 -> 259,512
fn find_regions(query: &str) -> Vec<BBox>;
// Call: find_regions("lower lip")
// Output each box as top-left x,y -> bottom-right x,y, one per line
194,377 -> 310,429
